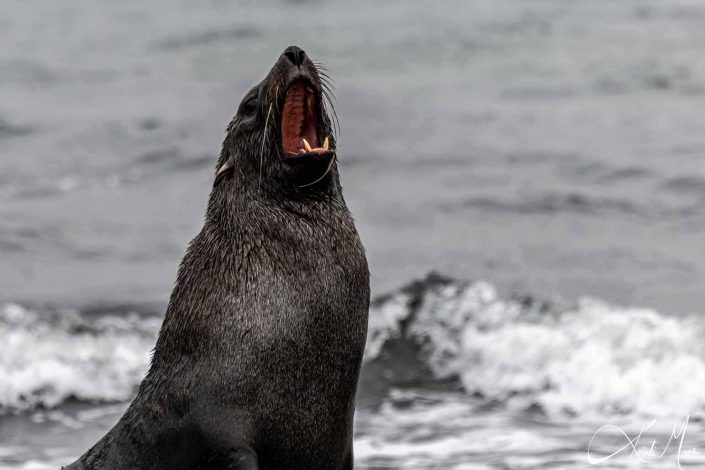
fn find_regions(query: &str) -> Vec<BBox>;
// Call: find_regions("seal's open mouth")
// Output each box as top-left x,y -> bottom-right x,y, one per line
281,81 -> 330,157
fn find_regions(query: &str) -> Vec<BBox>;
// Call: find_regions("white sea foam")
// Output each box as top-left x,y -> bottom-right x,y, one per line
0,303 -> 159,411
354,394 -> 574,470
460,297 -> 705,418
365,276 -> 705,419
2,275 -> 705,419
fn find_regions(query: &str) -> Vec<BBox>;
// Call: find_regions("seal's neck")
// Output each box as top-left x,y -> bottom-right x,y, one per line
205,174 -> 350,237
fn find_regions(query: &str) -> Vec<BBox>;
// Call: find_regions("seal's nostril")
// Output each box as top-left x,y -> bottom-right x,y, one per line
283,46 -> 307,67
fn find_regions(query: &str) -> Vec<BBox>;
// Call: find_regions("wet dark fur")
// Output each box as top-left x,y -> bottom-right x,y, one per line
64,47 -> 370,470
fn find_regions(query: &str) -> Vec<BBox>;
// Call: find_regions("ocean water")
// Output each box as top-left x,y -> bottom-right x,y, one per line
1,0 -> 705,468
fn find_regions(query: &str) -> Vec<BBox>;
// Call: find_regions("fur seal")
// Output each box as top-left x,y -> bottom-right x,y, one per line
64,45 -> 370,470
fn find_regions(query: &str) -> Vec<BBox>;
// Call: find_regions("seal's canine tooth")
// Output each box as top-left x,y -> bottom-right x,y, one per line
65,45 -> 368,470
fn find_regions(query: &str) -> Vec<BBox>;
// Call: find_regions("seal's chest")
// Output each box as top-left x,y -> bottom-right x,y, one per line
249,211 -> 369,345
262,233 -> 368,341
282,257 -> 367,324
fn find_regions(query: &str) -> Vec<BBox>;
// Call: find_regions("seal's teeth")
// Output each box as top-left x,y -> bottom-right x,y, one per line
322,137 -> 329,151
303,138 -> 312,152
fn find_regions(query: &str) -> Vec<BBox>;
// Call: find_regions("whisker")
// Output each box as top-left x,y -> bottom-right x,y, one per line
318,71 -> 336,84
321,81 -> 336,102
321,88 -> 340,138
298,157 -> 337,189
315,69 -> 340,138
273,85 -> 282,160
260,102 -> 273,187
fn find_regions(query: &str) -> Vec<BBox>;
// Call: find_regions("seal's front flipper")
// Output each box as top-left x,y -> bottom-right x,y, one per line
223,445 -> 259,470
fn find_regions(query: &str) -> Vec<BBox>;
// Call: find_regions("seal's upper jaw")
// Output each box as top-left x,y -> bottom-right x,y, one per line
274,46 -> 335,162
280,77 -> 334,161
281,80 -> 331,157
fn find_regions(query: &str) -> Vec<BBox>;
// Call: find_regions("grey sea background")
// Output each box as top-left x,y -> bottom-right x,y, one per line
2,1 -> 705,468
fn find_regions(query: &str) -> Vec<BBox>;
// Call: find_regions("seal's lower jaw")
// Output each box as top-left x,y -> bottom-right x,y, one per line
281,81 -> 334,159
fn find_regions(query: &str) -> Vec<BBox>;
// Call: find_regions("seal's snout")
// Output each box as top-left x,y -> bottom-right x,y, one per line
275,46 -> 335,160
282,45 -> 307,68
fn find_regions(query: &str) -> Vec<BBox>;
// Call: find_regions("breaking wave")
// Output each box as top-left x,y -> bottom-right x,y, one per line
2,274 -> 705,419
365,274 -> 705,419
0,304 -> 159,411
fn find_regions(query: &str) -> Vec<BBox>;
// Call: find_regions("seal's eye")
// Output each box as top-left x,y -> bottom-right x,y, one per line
241,96 -> 258,117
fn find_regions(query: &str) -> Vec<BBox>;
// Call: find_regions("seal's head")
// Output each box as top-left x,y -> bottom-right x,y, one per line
215,46 -> 339,193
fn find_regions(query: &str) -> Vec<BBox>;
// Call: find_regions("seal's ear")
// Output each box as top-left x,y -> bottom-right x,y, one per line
214,158 -> 234,187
